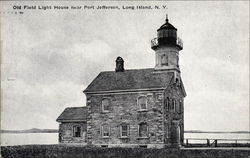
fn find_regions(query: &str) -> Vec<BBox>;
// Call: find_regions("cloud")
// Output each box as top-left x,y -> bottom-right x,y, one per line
1,80 -> 86,130
185,91 -> 249,131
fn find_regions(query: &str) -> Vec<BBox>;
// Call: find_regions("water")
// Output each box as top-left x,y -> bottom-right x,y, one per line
1,133 -> 249,146
1,133 -> 58,146
185,133 -> 250,144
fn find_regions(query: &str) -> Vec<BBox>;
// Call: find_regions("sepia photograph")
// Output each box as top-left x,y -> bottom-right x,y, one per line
0,1 -> 249,158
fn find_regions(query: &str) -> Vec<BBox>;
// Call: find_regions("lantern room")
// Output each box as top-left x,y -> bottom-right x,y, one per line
151,15 -> 183,51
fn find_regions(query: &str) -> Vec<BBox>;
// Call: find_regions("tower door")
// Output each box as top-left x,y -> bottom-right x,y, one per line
171,120 -> 181,147
176,125 -> 181,145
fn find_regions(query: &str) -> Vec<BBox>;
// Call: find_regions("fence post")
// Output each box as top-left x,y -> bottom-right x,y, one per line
207,139 -> 210,147
215,140 -> 217,147
186,139 -> 188,146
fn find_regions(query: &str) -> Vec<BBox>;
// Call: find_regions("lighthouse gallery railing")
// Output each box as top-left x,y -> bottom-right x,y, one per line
151,37 -> 183,49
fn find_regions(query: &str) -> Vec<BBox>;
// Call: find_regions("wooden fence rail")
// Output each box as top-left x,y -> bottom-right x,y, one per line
185,138 -> 250,147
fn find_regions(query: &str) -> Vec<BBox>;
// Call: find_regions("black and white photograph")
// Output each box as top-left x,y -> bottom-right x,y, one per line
0,1 -> 249,158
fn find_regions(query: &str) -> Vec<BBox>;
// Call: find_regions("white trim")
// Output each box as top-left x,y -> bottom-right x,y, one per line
84,88 -> 165,95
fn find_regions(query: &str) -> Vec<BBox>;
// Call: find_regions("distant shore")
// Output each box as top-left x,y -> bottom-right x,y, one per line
0,128 -> 58,133
1,128 -> 249,134
184,130 -> 250,134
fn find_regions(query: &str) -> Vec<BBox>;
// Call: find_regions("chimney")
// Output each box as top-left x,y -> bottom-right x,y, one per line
115,57 -> 124,72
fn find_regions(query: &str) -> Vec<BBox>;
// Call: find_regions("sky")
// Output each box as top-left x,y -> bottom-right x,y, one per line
1,1 -> 249,132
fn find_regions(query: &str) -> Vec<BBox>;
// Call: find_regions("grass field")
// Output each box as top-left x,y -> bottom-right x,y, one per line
1,145 -> 250,158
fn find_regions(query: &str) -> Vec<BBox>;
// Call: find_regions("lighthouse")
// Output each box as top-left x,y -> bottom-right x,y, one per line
57,15 -> 186,148
151,14 -> 183,75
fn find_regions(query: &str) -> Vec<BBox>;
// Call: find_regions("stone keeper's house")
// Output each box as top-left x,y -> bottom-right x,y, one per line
57,15 -> 186,148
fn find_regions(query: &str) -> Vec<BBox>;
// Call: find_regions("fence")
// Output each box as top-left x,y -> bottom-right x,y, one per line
185,138 -> 250,147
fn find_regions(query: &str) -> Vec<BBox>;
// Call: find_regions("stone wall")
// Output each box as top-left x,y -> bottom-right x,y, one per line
86,91 -> 165,147
164,82 -> 185,146
59,122 -> 87,143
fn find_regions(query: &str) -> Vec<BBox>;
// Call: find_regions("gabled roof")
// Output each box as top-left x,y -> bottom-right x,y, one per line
83,68 -> 174,93
56,107 -> 87,122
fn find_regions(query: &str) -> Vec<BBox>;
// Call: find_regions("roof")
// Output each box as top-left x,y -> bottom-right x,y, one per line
83,68 -> 174,93
56,107 -> 87,122
157,21 -> 177,31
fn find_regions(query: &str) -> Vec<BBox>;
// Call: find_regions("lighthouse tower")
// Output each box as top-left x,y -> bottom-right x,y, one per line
151,15 -> 183,75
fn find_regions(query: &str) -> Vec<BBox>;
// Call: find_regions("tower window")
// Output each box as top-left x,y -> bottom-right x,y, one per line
172,99 -> 176,112
179,100 -> 183,113
102,98 -> 110,112
161,54 -> 168,66
138,96 -> 147,110
175,78 -> 179,83
138,122 -> 148,137
176,101 -> 180,113
177,55 -> 179,67
166,97 -> 170,111
166,124 -> 170,139
73,126 -> 81,137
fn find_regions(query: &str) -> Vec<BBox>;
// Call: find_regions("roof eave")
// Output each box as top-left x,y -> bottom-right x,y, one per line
56,119 -> 87,123
83,87 -> 167,95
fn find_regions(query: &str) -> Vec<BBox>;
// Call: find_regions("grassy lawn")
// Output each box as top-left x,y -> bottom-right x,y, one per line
1,145 -> 250,158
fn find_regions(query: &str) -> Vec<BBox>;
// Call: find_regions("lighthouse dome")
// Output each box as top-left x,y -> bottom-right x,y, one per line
156,15 -> 177,46
157,20 -> 177,31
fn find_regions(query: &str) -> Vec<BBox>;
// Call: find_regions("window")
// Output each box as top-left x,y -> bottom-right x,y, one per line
175,101 -> 179,113
139,122 -> 148,137
102,125 -> 110,137
102,98 -> 110,112
120,124 -> 129,137
165,124 -> 170,139
179,100 -> 183,113
175,78 -> 179,83
138,96 -> 147,110
73,126 -> 81,137
161,54 -> 168,66
177,56 -> 179,67
166,97 -> 170,111
172,99 -> 176,112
